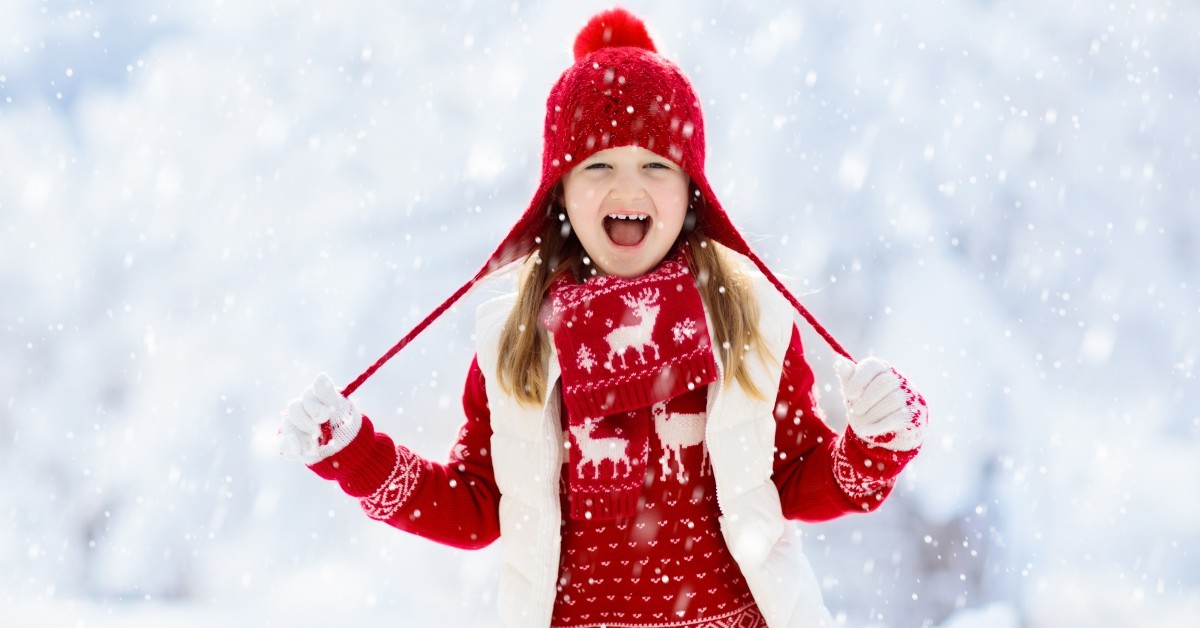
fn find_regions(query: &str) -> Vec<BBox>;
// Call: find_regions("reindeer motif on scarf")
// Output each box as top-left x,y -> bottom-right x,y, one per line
604,288 -> 661,372
568,417 -> 633,480
651,401 -> 708,483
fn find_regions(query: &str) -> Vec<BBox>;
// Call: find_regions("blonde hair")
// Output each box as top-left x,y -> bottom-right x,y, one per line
496,188 -> 771,406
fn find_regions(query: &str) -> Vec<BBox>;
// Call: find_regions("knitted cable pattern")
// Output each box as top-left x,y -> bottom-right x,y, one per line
360,446 -> 423,521
830,435 -> 897,507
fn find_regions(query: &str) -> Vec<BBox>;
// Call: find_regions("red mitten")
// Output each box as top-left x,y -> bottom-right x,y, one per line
835,357 -> 927,452
277,373 -> 363,464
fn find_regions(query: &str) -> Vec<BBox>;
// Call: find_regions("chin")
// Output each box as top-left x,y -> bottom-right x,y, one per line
606,267 -> 647,279
595,255 -> 657,278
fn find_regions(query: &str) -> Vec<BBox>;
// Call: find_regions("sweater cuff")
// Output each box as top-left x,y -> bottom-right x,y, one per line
308,416 -> 405,498
831,428 -> 919,510
359,447 -> 424,522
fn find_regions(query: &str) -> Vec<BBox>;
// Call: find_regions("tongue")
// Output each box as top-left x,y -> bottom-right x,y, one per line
607,219 -> 647,246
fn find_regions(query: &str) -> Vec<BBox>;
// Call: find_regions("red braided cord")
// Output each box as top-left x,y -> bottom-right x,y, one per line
343,251 -> 854,396
340,267 -> 487,397
744,250 -> 856,364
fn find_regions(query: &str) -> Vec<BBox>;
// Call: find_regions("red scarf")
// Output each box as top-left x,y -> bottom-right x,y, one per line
541,249 -> 718,520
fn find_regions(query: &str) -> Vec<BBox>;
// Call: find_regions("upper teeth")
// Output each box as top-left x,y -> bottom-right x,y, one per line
608,214 -> 648,221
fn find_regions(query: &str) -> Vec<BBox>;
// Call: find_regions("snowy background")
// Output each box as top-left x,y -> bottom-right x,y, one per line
2,1 -> 1197,626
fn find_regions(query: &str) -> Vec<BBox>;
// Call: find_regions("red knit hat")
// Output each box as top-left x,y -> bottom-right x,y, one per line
342,8 -> 851,396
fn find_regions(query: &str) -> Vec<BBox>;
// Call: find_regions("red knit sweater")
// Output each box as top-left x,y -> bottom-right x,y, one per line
309,325 -> 917,626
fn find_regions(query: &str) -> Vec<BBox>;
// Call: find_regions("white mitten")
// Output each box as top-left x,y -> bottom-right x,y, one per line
834,357 -> 927,452
277,373 -> 363,465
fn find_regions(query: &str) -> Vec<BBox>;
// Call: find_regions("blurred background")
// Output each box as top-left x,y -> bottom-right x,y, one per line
2,1 -> 1197,626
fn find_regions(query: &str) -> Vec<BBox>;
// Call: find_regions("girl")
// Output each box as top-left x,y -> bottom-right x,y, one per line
278,8 -> 927,628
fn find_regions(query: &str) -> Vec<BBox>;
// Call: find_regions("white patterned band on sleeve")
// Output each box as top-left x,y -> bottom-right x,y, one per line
360,447 -> 423,521
831,437 -> 895,504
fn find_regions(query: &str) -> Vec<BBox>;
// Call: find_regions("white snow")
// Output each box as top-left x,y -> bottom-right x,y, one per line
2,1 -> 1197,627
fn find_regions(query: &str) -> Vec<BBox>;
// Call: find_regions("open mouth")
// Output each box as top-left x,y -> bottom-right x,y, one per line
603,213 -> 651,247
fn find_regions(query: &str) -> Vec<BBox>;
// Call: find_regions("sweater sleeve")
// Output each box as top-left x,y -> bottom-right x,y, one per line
770,325 -> 918,522
306,356 -> 501,549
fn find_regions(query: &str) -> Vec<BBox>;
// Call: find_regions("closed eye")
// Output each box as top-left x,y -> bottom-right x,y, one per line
584,162 -> 611,170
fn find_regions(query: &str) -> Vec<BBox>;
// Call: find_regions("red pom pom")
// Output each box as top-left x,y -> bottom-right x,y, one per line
573,8 -> 657,61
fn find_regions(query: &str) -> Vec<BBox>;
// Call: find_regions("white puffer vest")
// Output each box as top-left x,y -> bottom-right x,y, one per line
474,267 -> 836,628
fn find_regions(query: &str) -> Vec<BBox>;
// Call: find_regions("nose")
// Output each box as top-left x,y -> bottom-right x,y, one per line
608,168 -> 646,202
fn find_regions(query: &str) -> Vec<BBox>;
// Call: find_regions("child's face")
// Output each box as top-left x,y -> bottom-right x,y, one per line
561,146 -> 690,278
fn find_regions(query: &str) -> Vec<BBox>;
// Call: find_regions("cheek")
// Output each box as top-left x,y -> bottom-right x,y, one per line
664,174 -> 690,201
565,186 -> 600,209
564,187 -> 599,226
658,184 -> 690,215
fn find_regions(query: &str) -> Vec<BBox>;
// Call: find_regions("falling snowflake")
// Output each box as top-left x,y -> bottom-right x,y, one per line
672,318 -> 698,344
577,345 -> 597,372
